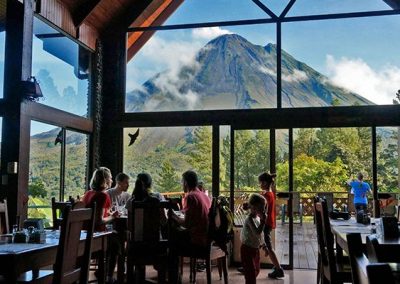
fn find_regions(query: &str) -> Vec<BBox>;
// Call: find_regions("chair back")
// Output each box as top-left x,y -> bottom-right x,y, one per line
366,234 -> 400,263
0,199 -> 9,234
128,199 -> 171,256
346,233 -> 369,284
317,193 -> 334,212
51,197 -> 72,229
314,196 -> 336,280
53,204 -> 96,284
347,233 -> 396,284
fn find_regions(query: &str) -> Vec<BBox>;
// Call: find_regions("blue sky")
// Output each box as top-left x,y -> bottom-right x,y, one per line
127,0 -> 400,106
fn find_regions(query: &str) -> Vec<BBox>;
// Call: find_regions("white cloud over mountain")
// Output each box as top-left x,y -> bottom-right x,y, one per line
326,55 -> 400,105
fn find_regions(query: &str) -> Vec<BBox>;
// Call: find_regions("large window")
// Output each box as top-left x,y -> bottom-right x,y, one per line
0,1 -> 6,99
28,121 -> 89,225
32,17 -> 90,116
126,25 -> 276,112
282,16 -> 400,107
123,126 -> 212,194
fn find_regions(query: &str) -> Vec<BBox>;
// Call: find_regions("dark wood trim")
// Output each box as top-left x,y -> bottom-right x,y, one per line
372,126 -> 379,217
288,128 -> 294,269
212,125 -> 220,197
270,129 -> 276,173
98,31 -> 126,176
229,127 -> 235,213
121,105 -> 400,129
128,9 -> 400,32
22,101 -> 93,133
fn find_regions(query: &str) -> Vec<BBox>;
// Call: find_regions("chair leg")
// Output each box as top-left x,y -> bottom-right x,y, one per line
217,259 -> 222,280
127,256 -> 134,284
189,258 -> 195,283
317,254 -> 321,284
206,257 -> 212,284
222,256 -> 228,284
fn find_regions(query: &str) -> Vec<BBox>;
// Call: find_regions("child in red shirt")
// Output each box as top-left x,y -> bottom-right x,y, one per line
259,172 -> 284,279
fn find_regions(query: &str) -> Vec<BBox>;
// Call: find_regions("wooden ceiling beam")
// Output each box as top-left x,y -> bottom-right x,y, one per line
383,0 -> 400,9
127,0 -> 184,61
59,0 -> 101,28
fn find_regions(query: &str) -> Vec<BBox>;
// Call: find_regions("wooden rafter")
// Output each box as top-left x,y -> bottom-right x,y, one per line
34,0 -> 183,51
127,0 -> 184,61
383,0 -> 400,9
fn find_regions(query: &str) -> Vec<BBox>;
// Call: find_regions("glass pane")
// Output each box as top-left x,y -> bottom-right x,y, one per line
293,127 -> 372,214
32,17 -> 90,116
123,126 -> 212,195
220,125 -> 230,195
163,0 -> 270,25
287,0 -> 389,16
64,130 -> 88,201
233,129 -> 275,265
282,16 -> 400,107
126,24 -> 276,112
28,121 -> 61,227
0,0 -> 6,99
377,126 -> 399,216
377,126 -> 399,192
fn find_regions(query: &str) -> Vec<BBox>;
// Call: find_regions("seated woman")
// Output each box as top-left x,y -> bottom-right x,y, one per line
126,172 -> 167,224
82,167 -> 120,284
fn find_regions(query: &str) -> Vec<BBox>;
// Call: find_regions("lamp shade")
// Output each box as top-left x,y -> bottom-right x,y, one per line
21,76 -> 43,101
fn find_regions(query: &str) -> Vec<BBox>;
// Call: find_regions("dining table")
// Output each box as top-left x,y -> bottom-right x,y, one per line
330,217 -> 400,263
0,230 -> 111,283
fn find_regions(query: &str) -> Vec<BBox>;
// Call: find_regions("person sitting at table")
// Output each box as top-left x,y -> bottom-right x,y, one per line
107,172 -> 131,209
347,172 -> 371,214
169,170 -> 212,283
82,167 -> 120,284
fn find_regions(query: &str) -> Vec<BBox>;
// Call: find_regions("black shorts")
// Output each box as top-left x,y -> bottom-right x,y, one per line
263,226 -> 273,251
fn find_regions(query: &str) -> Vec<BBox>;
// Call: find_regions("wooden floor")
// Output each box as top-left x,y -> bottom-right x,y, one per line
275,221 -> 318,270
96,266 -> 317,284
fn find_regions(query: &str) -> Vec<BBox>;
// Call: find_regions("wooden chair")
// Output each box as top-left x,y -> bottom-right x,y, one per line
18,204 -> 96,284
281,192 -> 303,225
366,235 -> 400,263
347,233 -> 396,284
314,197 -> 352,284
51,197 -> 76,229
183,197 -> 229,284
0,199 -> 9,234
126,198 -> 172,283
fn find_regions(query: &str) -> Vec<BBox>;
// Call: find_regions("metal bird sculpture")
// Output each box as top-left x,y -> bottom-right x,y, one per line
55,129 -> 63,145
128,129 -> 140,146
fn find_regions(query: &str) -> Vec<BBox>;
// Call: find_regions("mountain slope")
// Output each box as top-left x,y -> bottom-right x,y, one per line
126,34 -> 371,112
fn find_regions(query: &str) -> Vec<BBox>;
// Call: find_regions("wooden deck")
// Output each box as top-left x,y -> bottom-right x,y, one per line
275,221 -> 318,270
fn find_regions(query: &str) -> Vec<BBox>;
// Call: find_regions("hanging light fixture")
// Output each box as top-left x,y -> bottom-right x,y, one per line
20,76 -> 43,102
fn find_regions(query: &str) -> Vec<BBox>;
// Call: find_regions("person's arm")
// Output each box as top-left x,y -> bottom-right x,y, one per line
247,213 -> 266,235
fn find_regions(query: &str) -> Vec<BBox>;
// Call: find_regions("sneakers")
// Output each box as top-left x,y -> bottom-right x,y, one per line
268,267 -> 284,279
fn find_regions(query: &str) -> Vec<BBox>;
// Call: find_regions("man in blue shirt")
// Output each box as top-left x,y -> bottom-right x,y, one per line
347,173 -> 371,213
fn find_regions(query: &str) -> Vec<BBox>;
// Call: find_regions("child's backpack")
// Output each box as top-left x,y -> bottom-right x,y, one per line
208,196 -> 234,252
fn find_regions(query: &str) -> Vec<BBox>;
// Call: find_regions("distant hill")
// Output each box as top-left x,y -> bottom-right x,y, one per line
126,34 -> 371,112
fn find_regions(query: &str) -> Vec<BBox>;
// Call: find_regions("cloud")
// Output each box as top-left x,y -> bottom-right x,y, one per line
282,69 -> 308,83
258,66 -> 308,83
326,55 -> 400,105
192,27 -> 233,40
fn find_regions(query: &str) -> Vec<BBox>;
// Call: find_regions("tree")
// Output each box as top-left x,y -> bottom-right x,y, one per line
28,179 -> 47,198
294,128 -> 317,158
276,154 -> 348,193
157,161 -> 180,193
187,126 -> 212,187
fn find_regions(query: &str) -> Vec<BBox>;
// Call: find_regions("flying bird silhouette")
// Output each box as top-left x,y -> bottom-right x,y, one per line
128,129 -> 140,146
55,129 -> 63,145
